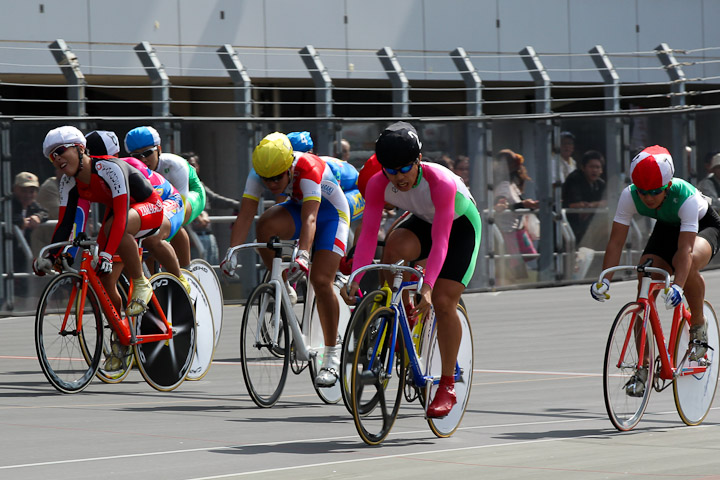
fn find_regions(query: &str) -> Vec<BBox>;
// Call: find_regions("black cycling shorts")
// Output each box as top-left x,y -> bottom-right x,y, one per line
643,207 -> 720,270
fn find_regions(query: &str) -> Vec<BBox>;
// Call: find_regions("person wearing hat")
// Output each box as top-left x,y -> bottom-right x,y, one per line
85,130 -> 190,293
221,132 -> 351,388
35,126 -> 167,324
697,152 -> 720,212
124,126 -> 206,267
342,121 -> 482,418
12,171 -> 48,272
591,145 -> 720,397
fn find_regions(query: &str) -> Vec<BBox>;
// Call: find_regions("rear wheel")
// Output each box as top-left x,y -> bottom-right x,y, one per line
35,273 -> 103,393
351,306 -> 405,445
135,273 -> 196,391
241,282 -> 290,407
183,270 -> 215,381
603,302 -> 654,431
673,301 -> 720,425
188,259 -> 224,348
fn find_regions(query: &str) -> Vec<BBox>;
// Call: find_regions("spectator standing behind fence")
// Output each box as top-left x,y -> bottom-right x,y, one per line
493,149 -> 539,283
453,154 -> 471,187
551,131 -> 577,183
562,150 -> 608,248
697,153 -> 720,213
182,152 -> 240,266
333,138 -> 351,162
12,172 -> 48,271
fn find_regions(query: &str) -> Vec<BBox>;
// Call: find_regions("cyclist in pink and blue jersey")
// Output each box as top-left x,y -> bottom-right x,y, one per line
342,122 -> 482,418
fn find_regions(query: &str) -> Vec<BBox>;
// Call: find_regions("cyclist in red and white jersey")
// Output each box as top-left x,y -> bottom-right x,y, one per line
34,126 -> 167,318
222,132 -> 350,387
343,122 -> 482,418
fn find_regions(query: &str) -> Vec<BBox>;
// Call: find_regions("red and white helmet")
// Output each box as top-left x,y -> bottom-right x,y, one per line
629,145 -> 674,191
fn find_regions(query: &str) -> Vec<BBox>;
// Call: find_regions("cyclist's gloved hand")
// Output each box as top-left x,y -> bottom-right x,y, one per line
96,251 -> 113,274
590,278 -> 611,302
664,283 -> 684,310
220,249 -> 238,277
32,257 -> 53,276
288,249 -> 310,284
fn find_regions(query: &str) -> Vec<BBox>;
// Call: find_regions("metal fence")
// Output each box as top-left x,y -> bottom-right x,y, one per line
3,39 -> 720,314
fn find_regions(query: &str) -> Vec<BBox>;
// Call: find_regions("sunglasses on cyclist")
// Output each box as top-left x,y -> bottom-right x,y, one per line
49,144 -> 76,160
131,146 -> 158,159
383,162 -> 416,175
260,172 -> 286,183
636,184 -> 669,196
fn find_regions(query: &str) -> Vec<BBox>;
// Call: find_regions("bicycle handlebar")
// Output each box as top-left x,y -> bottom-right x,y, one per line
37,236 -> 99,274
347,261 -> 424,293
226,238 -> 299,262
598,264 -> 672,290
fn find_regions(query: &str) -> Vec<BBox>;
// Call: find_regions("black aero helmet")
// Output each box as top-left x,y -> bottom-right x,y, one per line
374,121 -> 422,169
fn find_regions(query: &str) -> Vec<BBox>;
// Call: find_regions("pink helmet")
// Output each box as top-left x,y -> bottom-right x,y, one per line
629,145 -> 674,191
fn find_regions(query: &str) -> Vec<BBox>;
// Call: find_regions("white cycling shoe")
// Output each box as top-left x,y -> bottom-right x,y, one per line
315,345 -> 341,388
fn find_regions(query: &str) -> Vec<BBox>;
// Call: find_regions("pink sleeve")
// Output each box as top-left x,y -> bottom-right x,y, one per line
423,168 -> 458,288
351,172 -> 388,280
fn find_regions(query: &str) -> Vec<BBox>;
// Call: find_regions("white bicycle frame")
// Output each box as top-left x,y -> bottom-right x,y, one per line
229,239 -> 320,363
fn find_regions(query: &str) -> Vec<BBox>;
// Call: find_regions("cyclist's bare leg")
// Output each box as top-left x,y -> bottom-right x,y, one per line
143,218 -> 182,277
170,227 -> 192,268
255,205 -> 296,267
676,237 -> 712,327
309,249 -> 342,346
382,227 -> 422,306
100,210 -> 144,311
432,279 -> 464,377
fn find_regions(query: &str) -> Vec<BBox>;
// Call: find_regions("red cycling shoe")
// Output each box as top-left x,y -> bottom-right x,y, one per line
427,383 -> 457,418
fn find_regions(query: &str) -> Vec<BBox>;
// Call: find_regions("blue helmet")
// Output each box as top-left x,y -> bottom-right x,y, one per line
124,126 -> 160,153
287,131 -> 313,153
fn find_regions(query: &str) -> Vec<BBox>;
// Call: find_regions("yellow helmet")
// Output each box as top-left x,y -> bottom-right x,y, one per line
252,132 -> 294,178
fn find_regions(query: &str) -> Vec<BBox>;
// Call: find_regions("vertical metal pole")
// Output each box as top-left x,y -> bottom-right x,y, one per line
449,47 -> 488,287
217,44 -> 256,298
377,47 -> 410,118
134,41 -> 173,148
589,45 -> 623,222
520,46 -> 553,280
656,43 -> 688,179
0,123 -> 13,310
48,39 -> 87,118
299,45 -> 334,155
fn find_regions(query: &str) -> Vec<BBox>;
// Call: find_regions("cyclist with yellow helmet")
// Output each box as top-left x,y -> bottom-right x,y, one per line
222,132 -> 350,387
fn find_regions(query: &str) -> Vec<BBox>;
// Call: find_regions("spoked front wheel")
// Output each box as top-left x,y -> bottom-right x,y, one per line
35,273 -> 103,393
341,289 -> 389,414
135,273 -> 197,391
426,303 -> 474,438
351,306 -> 405,445
241,283 -> 290,407
673,301 -> 720,425
603,302 -> 655,431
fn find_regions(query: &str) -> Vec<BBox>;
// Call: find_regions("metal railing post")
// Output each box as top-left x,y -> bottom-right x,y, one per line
656,43 -> 688,178
1,123 -> 13,310
377,47 -> 410,118
299,45 -> 334,155
134,41 -> 174,148
48,39 -> 87,117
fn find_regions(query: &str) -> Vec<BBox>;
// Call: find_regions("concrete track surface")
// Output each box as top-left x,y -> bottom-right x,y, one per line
2,272 -> 720,479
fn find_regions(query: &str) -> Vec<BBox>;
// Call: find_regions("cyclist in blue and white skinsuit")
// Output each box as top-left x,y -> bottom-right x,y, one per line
222,132 -> 350,387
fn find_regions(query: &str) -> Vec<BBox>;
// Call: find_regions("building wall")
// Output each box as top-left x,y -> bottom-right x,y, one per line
2,0 -> 719,83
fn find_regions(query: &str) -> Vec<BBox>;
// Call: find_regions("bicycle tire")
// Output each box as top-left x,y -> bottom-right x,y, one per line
603,301 -> 655,431
188,259 -> 224,348
35,273 -> 103,393
183,269 -> 216,381
673,300 -> 720,425
96,274 -> 133,384
241,282 -> 290,407
307,284 -> 351,404
351,306 -> 405,445
135,273 -> 196,391
426,303 -> 474,438
341,289 -> 388,414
